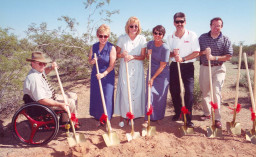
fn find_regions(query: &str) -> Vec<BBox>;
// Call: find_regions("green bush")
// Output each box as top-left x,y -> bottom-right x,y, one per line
239,72 -> 254,89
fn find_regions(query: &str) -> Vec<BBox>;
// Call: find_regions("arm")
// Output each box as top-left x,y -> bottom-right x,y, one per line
88,47 -> 96,65
125,47 -> 146,62
45,62 -> 57,75
96,46 -> 117,79
205,47 -> 232,61
148,62 -> 167,87
38,98 -> 69,112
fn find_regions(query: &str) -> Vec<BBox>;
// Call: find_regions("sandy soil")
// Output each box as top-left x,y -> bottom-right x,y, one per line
1,61 -> 256,157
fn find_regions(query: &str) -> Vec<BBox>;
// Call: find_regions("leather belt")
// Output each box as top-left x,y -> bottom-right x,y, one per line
202,63 -> 223,67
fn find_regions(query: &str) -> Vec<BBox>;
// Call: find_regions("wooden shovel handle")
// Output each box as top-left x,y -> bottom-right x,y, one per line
254,50 -> 256,105
243,53 -> 256,113
94,53 -> 111,131
54,66 -> 76,135
147,54 -> 151,111
177,61 -> 186,124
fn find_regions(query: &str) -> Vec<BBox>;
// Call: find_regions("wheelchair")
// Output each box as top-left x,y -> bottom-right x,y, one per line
12,94 -> 71,146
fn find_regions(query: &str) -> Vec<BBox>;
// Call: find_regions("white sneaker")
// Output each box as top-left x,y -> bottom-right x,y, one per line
119,121 -> 124,128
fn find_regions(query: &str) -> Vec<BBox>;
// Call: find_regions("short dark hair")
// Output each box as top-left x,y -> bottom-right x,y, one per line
210,17 -> 223,27
152,25 -> 166,37
173,12 -> 186,21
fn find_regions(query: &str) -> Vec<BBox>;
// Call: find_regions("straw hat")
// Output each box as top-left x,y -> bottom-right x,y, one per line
26,52 -> 51,63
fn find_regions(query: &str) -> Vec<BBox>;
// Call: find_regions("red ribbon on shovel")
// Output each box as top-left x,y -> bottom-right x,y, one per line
71,113 -> 78,123
228,103 -> 241,113
210,101 -> 218,110
100,113 -> 108,124
126,112 -> 135,120
250,108 -> 256,121
181,106 -> 190,115
146,104 -> 153,116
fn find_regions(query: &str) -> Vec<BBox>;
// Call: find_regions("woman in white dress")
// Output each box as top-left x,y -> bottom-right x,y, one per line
114,16 -> 147,127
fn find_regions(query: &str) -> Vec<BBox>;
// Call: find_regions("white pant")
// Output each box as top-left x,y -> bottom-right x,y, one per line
199,64 -> 226,121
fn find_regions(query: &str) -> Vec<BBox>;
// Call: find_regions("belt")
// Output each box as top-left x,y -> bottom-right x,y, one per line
202,63 -> 223,67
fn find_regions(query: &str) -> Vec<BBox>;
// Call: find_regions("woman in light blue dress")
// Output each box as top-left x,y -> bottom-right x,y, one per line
114,16 -> 147,127
144,25 -> 170,124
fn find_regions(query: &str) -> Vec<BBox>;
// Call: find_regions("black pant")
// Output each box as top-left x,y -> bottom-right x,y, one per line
169,62 -> 194,122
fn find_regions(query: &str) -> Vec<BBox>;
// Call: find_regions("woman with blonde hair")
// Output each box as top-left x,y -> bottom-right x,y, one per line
114,16 -> 147,127
88,24 -> 116,126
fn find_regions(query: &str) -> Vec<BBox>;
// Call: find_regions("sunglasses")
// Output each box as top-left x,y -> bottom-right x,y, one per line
99,35 -> 109,38
34,61 -> 47,66
129,25 -> 138,29
154,32 -> 163,36
175,20 -> 185,24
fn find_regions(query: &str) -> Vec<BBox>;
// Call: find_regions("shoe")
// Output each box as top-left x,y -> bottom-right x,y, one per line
172,115 -> 179,121
200,115 -> 211,121
215,120 -> 222,128
75,122 -> 81,130
187,121 -> 194,127
119,121 -> 124,128
142,121 -> 148,127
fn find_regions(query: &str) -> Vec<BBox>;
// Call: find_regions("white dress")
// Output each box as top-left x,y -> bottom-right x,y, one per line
114,34 -> 147,118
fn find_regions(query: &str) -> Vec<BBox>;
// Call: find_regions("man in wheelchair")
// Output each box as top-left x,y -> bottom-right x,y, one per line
23,51 -> 80,129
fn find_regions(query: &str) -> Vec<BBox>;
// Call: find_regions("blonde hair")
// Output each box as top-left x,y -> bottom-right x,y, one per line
96,24 -> 110,36
125,16 -> 141,35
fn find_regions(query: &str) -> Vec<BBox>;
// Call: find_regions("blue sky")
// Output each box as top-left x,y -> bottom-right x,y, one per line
1,0 -> 255,45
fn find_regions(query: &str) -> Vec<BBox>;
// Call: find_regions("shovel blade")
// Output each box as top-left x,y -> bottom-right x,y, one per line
179,125 -> 194,136
102,132 -> 120,147
126,132 -> 140,142
67,133 -> 86,147
245,130 -> 256,144
226,122 -> 241,135
142,126 -> 156,137
206,126 -> 222,138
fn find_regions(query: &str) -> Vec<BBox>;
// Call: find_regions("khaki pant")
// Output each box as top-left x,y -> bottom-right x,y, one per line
55,92 -> 78,122
199,64 -> 226,121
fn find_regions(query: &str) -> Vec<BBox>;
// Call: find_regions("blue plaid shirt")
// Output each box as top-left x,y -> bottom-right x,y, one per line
199,31 -> 233,65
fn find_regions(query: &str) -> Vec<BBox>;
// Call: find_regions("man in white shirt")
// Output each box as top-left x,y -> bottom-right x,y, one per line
166,12 -> 200,127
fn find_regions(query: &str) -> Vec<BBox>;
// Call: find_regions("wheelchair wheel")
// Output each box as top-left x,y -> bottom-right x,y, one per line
12,103 -> 59,146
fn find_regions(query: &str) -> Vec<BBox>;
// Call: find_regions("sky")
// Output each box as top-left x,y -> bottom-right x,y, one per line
0,0 -> 255,45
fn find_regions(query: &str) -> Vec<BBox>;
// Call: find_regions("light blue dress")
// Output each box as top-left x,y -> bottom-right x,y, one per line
114,34 -> 147,118
145,41 -> 170,120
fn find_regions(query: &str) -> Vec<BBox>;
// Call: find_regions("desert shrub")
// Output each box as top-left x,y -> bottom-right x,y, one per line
239,72 -> 254,89
193,77 -> 202,109
230,56 -> 238,65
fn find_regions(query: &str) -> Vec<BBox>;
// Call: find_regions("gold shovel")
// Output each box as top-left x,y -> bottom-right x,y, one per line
125,61 -> 140,141
243,52 -> 256,144
54,67 -> 86,147
142,53 -> 156,137
226,45 -> 242,135
176,61 -> 194,136
206,55 -> 222,138
94,53 -> 120,147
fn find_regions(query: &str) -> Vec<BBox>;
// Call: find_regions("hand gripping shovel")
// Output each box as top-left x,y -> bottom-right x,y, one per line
177,61 -> 194,136
94,53 -> 120,146
54,67 -> 86,147
206,56 -> 222,138
226,45 -> 242,135
244,52 -> 256,144
125,61 -> 140,141
142,53 -> 156,137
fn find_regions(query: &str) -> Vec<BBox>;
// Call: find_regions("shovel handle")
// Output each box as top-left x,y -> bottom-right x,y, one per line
125,61 -> 135,131
177,61 -> 186,124
254,50 -> 256,105
243,53 -> 256,113
232,45 -> 242,122
94,53 -> 111,132
54,66 -> 76,135
147,54 -> 151,112
208,57 -> 216,126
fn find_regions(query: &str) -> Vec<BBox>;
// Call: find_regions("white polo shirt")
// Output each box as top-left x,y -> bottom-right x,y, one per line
166,29 -> 200,63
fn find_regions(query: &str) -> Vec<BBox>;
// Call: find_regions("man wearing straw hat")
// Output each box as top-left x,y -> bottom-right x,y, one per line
23,51 -> 80,127
198,17 -> 233,128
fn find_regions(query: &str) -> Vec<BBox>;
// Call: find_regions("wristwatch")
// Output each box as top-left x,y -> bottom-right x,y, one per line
182,57 -> 186,62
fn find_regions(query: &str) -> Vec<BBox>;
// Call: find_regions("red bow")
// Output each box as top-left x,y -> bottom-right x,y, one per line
229,104 -> 241,113
250,108 -> 256,121
181,106 -> 190,115
126,112 -> 135,120
71,113 -> 78,123
146,104 -> 153,115
210,101 -> 218,110
99,114 -> 108,124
